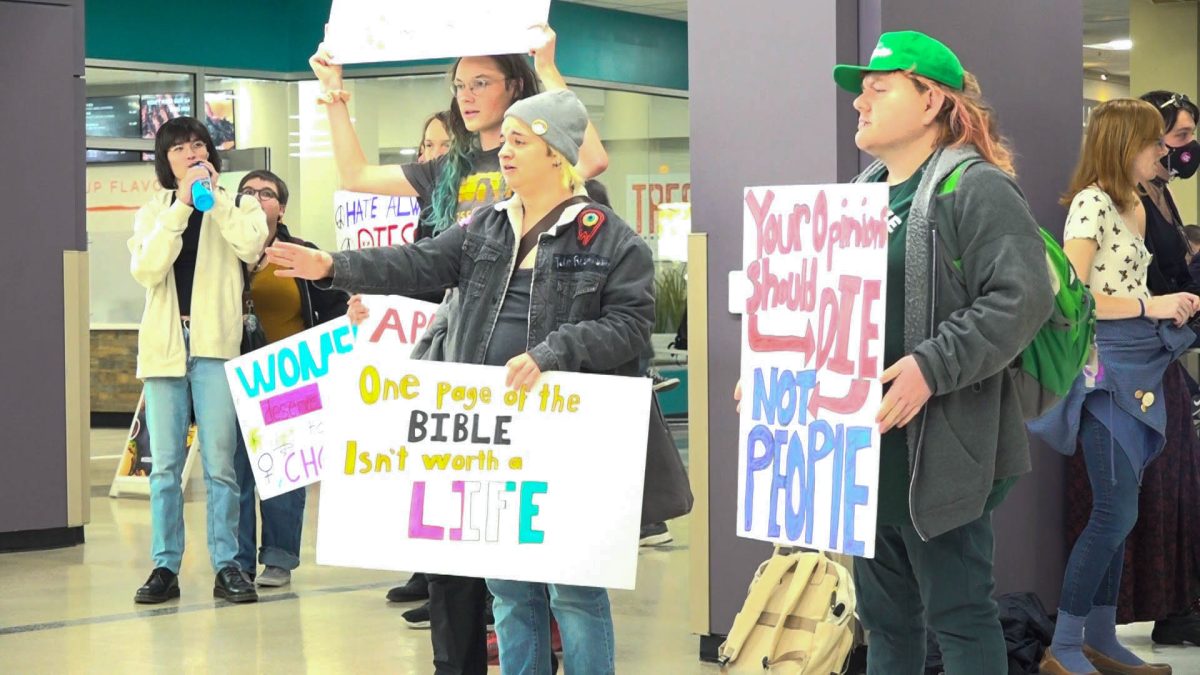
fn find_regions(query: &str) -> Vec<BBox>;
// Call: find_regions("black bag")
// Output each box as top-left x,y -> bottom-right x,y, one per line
641,392 -> 693,526
240,258 -> 268,354
923,592 -> 1053,675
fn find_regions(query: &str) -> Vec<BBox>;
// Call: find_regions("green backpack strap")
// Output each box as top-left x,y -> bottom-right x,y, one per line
934,158 -> 984,270
938,158 -> 981,196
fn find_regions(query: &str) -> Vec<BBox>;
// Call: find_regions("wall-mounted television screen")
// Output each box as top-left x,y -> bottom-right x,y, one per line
86,95 -> 141,139
141,92 -> 236,151
85,149 -> 145,163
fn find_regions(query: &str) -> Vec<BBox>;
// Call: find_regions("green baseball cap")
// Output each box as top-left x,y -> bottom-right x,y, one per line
833,30 -> 964,93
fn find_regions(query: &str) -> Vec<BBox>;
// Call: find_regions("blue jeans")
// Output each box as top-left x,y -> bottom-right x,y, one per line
233,428 -> 306,572
1059,409 -> 1141,616
143,331 -> 240,573
486,579 -> 614,675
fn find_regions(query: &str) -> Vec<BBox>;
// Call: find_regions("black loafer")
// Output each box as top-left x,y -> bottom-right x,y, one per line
386,573 -> 429,603
1152,612 -> 1200,646
214,566 -> 258,603
135,567 -> 180,604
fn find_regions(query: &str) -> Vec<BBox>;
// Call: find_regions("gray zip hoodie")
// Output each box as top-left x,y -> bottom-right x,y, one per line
854,146 -> 1054,540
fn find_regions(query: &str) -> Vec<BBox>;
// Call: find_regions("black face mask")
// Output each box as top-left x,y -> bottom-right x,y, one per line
1162,139 -> 1200,180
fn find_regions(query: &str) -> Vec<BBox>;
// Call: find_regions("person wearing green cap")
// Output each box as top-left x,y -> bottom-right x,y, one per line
833,31 -> 1055,673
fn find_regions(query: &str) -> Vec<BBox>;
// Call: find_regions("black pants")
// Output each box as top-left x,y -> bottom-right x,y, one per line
428,574 -> 489,675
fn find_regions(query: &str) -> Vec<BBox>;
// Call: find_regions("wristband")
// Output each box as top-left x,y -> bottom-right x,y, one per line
1138,298 -> 1146,318
317,89 -> 351,105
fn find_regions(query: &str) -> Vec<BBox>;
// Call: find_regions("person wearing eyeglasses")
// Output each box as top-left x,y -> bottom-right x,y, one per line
309,24 -> 609,675
230,170 -> 348,589
1032,99 -> 1192,675
1060,91 -> 1200,654
129,117 -> 268,606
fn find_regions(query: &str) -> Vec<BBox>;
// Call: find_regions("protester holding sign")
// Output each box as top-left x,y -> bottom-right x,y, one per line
232,170 -> 348,588
127,117 -> 268,604
310,26 -> 610,675
1030,99 -> 1193,675
309,25 -> 607,233
265,89 -> 653,675
832,32 -> 1054,673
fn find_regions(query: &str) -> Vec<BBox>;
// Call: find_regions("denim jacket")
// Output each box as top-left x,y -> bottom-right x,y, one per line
1027,318 -> 1194,483
320,195 -> 655,376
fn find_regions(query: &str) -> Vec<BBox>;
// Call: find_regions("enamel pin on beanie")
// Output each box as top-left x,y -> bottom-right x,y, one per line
577,207 -> 606,247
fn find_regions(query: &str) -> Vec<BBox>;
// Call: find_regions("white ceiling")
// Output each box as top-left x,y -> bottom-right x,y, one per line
562,0 -> 687,21
1083,0 -> 1131,79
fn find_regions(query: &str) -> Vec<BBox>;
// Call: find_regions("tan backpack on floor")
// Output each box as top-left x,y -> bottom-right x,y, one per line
717,549 -> 857,674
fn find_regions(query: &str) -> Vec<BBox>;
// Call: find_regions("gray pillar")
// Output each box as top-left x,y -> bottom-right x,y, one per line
0,0 -> 88,547
689,0 -> 1082,644
688,0 -> 861,639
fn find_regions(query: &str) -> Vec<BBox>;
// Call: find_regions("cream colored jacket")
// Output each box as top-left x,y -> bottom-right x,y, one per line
128,189 -> 268,378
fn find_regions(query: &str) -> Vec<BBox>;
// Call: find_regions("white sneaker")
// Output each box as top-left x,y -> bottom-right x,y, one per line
256,566 -> 291,587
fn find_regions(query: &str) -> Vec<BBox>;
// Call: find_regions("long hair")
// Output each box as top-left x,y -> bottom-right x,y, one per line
417,110 -> 455,163
1061,99 -> 1163,213
429,55 -> 540,232
909,71 -> 1015,176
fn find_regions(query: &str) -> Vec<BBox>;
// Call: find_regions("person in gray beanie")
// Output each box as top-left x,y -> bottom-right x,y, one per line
264,87 -> 656,675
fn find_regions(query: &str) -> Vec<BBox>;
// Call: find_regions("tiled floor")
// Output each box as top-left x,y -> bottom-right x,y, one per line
0,427 -> 716,674
1,428 -> 1197,674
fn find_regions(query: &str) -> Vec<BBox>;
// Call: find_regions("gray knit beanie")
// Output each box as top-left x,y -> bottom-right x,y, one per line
505,90 -> 588,165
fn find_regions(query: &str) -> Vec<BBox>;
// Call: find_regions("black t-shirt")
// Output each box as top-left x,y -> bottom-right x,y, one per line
483,269 -> 533,366
1141,187 -> 1198,296
173,208 -> 204,316
401,147 -> 505,231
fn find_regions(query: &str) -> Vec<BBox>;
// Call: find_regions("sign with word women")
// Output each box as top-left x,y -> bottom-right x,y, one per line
225,295 -> 438,498
316,355 -> 651,589
737,182 -> 888,558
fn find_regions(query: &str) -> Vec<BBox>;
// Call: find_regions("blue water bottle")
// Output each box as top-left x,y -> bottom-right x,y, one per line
191,164 -> 215,212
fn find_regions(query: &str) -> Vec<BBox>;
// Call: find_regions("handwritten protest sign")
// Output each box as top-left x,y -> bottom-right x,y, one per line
326,0 -> 552,64
316,355 -> 651,589
736,183 -> 888,558
225,295 -> 438,498
334,190 -> 422,252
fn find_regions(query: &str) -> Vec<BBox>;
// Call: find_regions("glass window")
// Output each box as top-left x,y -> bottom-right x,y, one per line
85,68 -> 195,325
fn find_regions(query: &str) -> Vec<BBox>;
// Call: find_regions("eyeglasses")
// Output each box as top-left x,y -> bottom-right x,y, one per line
240,187 -> 279,202
451,77 -> 509,98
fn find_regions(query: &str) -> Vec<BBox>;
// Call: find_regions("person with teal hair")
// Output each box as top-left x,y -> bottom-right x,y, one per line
307,25 -> 609,675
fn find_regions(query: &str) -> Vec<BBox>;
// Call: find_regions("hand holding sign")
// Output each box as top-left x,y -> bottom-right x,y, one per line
347,295 -> 370,327
876,355 -> 932,434
265,242 -> 334,280
309,38 -> 344,92
505,353 -> 543,392
529,24 -> 557,76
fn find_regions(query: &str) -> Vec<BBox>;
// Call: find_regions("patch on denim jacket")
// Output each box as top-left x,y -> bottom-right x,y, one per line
554,253 -> 611,272
576,208 -> 606,247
